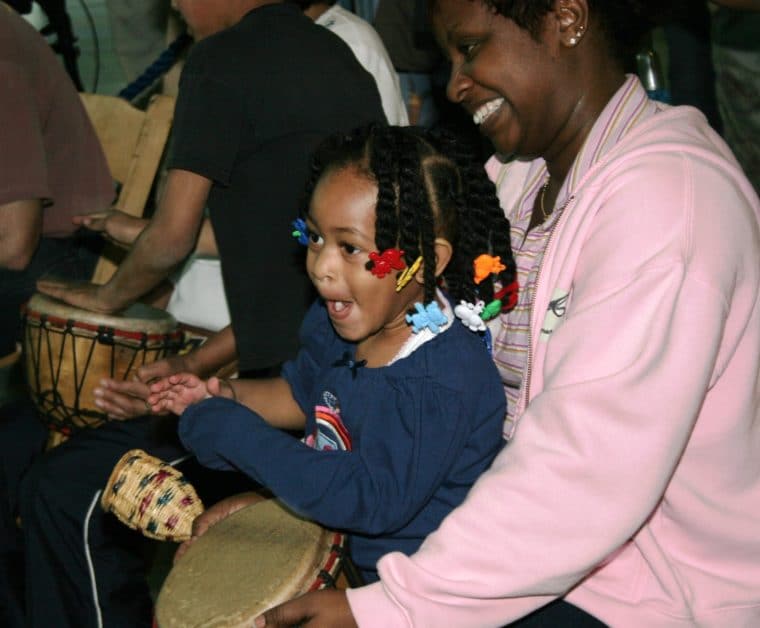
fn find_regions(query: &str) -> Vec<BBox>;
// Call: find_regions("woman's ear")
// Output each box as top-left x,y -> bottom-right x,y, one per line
414,238 -> 453,285
555,0 -> 589,48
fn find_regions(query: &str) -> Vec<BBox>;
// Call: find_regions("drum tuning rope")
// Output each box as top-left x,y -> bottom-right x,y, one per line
22,297 -> 184,446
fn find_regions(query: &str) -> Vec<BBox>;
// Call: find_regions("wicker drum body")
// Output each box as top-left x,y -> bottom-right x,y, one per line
101,449 -> 204,542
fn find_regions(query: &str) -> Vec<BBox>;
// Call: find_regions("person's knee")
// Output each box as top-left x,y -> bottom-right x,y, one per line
17,454 -> 50,525
18,447 -> 82,526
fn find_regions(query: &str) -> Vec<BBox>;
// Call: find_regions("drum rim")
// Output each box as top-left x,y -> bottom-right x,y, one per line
24,293 -> 182,340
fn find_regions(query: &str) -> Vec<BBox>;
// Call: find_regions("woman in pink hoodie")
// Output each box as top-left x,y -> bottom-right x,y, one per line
258,0 -> 760,626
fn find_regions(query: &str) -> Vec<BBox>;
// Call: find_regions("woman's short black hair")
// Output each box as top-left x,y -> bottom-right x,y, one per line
434,0 -> 671,66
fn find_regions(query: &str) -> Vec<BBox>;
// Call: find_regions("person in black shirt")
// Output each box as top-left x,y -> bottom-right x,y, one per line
15,2 -> 385,626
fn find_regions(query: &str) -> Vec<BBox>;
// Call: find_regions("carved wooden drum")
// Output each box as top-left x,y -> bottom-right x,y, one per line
22,293 -> 183,447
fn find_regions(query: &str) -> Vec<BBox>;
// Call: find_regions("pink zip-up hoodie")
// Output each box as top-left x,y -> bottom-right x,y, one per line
347,97 -> 760,626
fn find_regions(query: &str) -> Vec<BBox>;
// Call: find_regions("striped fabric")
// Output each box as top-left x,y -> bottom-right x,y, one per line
487,76 -> 660,434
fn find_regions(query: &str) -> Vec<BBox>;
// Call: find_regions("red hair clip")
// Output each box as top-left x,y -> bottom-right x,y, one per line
368,248 -> 406,278
494,279 -> 519,312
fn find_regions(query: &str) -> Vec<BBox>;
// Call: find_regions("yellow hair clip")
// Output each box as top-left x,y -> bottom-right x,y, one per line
395,256 -> 423,292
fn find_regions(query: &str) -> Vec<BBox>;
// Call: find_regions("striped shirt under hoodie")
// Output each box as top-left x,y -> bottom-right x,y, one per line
485,75 -> 658,438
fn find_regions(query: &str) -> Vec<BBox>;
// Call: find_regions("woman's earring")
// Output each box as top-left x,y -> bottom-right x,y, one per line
569,25 -> 585,46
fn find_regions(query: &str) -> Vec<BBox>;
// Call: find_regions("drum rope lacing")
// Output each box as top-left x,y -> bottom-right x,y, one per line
23,308 -> 183,437
309,533 -> 346,591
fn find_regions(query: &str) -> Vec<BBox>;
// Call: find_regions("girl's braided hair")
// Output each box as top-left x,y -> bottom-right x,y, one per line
302,124 -> 516,308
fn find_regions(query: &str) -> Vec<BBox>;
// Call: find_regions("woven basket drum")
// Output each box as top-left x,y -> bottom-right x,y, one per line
155,499 -> 345,628
101,449 -> 204,542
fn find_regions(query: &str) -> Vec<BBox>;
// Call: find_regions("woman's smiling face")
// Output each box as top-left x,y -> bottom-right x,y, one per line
431,0 -> 566,160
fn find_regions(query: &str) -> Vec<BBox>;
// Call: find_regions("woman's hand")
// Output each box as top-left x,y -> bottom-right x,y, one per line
174,491 -> 268,563
255,590 -> 357,628
73,209 -> 148,248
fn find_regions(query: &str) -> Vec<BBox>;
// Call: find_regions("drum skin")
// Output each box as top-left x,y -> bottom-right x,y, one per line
155,499 -> 344,628
22,293 -> 183,440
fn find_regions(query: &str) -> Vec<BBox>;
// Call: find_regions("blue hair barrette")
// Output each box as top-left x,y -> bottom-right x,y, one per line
291,218 -> 309,246
406,302 -> 448,334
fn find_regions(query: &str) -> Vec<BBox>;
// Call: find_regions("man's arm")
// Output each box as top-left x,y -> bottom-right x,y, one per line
164,324 -> 238,380
36,168 -> 211,312
0,198 -> 42,270
74,211 -> 218,255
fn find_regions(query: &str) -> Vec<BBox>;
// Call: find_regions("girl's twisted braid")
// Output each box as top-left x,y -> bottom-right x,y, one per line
429,128 -> 516,307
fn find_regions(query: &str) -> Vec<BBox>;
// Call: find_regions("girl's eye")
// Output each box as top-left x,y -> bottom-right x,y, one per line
342,243 -> 361,256
308,232 -> 324,246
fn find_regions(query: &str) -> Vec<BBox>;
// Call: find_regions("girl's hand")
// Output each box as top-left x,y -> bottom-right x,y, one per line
147,373 -> 211,415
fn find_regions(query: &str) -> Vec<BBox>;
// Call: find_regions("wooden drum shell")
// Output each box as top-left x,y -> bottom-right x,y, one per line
22,293 -> 183,445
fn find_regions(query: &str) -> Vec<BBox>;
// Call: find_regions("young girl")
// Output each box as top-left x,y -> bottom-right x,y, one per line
148,124 -> 517,583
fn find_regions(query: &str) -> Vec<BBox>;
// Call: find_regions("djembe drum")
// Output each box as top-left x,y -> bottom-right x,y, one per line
101,449 -> 346,628
22,293 -> 184,449
155,498 -> 345,628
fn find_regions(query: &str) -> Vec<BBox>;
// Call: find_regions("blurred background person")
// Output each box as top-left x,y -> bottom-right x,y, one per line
0,2 -> 113,404
290,0 -> 408,125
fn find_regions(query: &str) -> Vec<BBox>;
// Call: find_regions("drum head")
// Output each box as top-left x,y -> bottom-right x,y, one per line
25,293 -> 178,334
155,499 -> 340,628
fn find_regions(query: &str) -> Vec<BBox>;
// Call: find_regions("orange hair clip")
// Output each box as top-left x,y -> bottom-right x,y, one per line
473,254 -> 506,285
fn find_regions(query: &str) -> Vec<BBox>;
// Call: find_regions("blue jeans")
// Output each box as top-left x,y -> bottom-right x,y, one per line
0,230 -> 102,356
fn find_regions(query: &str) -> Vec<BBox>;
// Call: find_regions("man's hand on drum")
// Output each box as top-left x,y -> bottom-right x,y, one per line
147,373 -> 219,415
93,377 -> 155,420
92,354 -> 196,420
174,491 -> 268,563
35,277 -> 125,314
137,353 -> 197,384
255,590 -> 357,628
73,209 -> 148,249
